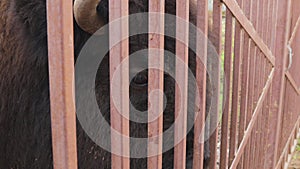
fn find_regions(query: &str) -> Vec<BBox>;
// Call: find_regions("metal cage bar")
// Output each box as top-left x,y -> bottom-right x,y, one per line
46,0 -> 78,168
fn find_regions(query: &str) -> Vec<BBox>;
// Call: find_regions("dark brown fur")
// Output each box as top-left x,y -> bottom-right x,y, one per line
0,0 -> 209,168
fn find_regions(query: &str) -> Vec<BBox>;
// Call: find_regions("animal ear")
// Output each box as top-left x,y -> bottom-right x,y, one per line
74,0 -> 106,34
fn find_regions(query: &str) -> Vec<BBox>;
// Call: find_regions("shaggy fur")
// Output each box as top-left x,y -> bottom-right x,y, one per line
0,0 -> 210,168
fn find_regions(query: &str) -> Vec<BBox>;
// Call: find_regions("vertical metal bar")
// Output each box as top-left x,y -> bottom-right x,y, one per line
174,0 -> 189,168
256,54 -> 266,168
251,0 -> 258,29
109,0 -> 130,168
257,0 -> 264,37
266,0 -> 274,48
229,21 -> 243,166
237,33 -> 250,169
193,0 -> 208,168
46,0 -> 78,168
147,1 -> 165,168
270,0 -> 279,54
252,51 -> 261,168
245,45 -> 257,169
242,38 -> 252,169
236,39 -> 244,169
263,0 -> 270,43
220,9 -> 233,169
208,0 -> 222,168
259,59 -> 269,168
265,0 -> 292,168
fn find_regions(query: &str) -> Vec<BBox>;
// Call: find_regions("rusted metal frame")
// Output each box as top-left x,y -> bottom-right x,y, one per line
220,9 -> 233,169
243,40 -> 255,169
265,0 -> 292,168
221,0 -> 275,66
254,115 -> 262,169
288,15 -> 300,45
235,3 -> 245,169
257,0 -> 264,37
109,0 -> 130,168
282,90 -> 298,169
255,55 -> 267,169
246,2 -> 258,167
262,0 -> 270,43
275,117 -> 300,169
147,1 -> 165,168
266,0 -> 274,49
229,67 -> 275,169
251,0 -> 258,29
173,0 -> 189,168
255,0 -> 261,31
285,71 -> 300,95
237,32 -> 250,169
248,1 -> 259,166
264,1 -> 278,166
262,80 -> 272,168
46,0 -> 78,168
245,45 -> 257,169
208,1 -> 222,168
262,60 -> 273,168
228,21 -> 243,167
254,0 -> 269,163
192,0 -> 208,168
270,0 -> 279,54
251,49 -> 260,168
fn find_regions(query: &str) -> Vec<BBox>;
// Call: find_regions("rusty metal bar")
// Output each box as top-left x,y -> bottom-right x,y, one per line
275,118 -> 300,169
285,71 -> 300,95
288,15 -> 300,45
230,68 -> 275,169
242,40 -> 252,169
253,52 -> 262,168
265,0 -> 292,168
228,21 -> 243,167
109,0 -> 130,168
222,0 -> 275,66
257,0 -> 264,36
220,9 -> 233,169
46,0 -> 78,168
270,0 -> 279,54
244,43 -> 256,169
147,1 -> 165,168
261,81 -> 271,168
237,33 -> 250,169
173,0 -> 189,168
251,0 -> 258,30
266,0 -> 274,48
256,55 -> 267,168
192,0 -> 208,168
264,61 -> 273,167
262,0 -> 270,43
208,0 -> 222,168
